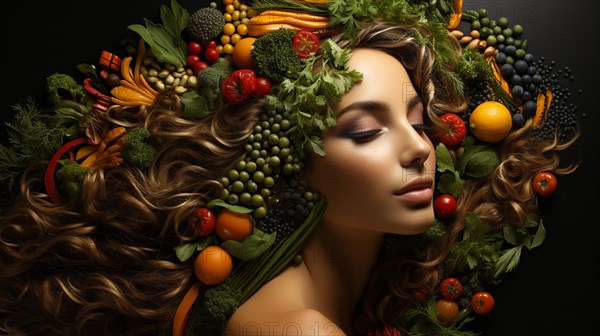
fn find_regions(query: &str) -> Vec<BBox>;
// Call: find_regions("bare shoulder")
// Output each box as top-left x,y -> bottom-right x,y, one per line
224,307 -> 346,336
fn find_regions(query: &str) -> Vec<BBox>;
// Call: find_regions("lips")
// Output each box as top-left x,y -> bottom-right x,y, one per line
393,177 -> 434,203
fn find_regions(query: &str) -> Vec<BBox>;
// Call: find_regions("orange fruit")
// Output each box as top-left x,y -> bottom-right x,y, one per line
232,37 -> 256,69
468,101 -> 513,143
194,245 -> 233,285
215,208 -> 253,242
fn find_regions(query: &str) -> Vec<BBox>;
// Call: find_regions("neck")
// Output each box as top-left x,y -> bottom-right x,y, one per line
301,219 -> 385,331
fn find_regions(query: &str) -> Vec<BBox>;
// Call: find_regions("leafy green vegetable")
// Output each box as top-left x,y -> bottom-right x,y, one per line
270,38 -> 362,156
122,128 -> 157,169
251,28 -> 303,82
0,99 -> 66,189
221,228 -> 276,261
46,73 -> 87,104
128,0 -> 189,67
55,159 -> 89,198
187,278 -> 242,336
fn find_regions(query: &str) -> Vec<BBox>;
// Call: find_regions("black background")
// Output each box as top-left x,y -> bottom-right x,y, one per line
1,1 -> 599,335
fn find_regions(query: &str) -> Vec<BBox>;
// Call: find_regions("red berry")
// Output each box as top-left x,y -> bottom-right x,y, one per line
205,40 -> 217,50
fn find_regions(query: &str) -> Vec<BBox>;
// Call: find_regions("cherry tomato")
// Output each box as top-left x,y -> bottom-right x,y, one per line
435,299 -> 459,325
204,48 -> 220,64
470,291 -> 495,315
254,77 -> 272,97
221,69 -> 257,104
292,30 -> 320,59
532,171 -> 557,197
187,207 -> 216,237
186,54 -> 201,68
436,113 -> 466,146
439,277 -> 462,300
194,61 -> 209,74
188,40 -> 203,55
434,193 -> 457,218
205,40 -> 217,50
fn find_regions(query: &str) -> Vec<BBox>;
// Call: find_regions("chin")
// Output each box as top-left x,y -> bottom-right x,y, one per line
386,208 -> 436,235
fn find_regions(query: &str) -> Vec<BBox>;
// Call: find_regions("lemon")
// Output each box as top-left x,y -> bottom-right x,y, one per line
468,101 -> 513,143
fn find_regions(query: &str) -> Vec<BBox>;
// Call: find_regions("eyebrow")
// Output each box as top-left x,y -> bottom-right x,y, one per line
336,95 -> 423,117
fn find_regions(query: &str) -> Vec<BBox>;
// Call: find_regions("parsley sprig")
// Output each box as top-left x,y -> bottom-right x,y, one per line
268,39 -> 363,156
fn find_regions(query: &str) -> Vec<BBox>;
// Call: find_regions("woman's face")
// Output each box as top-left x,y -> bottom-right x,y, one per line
306,48 -> 437,235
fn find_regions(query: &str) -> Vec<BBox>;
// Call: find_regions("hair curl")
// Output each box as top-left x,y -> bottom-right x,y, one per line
0,91 -> 264,335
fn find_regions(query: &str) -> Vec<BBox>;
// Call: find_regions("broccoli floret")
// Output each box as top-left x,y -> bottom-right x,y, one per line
251,28 -> 303,82
55,159 -> 89,198
122,128 -> 156,169
46,73 -> 86,104
188,278 -> 241,336
187,7 -> 225,45
181,58 -> 232,117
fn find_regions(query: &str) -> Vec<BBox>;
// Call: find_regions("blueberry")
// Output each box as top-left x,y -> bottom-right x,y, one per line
512,113 -> 526,128
524,100 -> 537,114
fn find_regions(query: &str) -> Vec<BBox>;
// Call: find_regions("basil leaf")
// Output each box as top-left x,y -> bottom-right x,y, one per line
206,199 -> 253,213
174,242 -> 196,262
221,229 -> 276,261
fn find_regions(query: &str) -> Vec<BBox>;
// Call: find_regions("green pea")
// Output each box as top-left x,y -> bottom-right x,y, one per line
271,123 -> 281,132
260,188 -> 272,198
218,176 -> 230,187
271,146 -> 280,155
253,171 -> 265,183
239,171 -> 250,182
280,148 -> 290,158
283,163 -> 294,175
251,194 -> 264,207
252,142 -> 261,150
262,129 -> 271,138
250,150 -> 260,159
246,180 -> 258,193
274,114 -> 283,122
304,191 -> 314,201
227,169 -> 239,181
232,180 -> 245,193
253,206 -> 267,219
264,176 -> 275,188
256,157 -> 266,167
219,188 -> 229,200
268,134 -> 279,145
280,119 -> 291,130
260,149 -> 268,158
254,125 -> 262,133
278,137 -> 290,148
228,193 -> 239,205
245,161 -> 257,173
269,156 -> 281,167
240,192 -> 252,204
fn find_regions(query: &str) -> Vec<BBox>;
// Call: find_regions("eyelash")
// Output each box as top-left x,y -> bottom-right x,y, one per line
343,129 -> 382,142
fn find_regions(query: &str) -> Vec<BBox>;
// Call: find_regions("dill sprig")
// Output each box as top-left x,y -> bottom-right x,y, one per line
0,98 -> 66,190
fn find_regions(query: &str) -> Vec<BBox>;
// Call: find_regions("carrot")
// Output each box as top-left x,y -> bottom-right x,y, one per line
447,0 -> 463,30
258,10 -> 329,22
533,89 -> 553,126
172,281 -> 202,336
487,55 -> 511,97
249,15 -> 329,29
80,127 -> 126,169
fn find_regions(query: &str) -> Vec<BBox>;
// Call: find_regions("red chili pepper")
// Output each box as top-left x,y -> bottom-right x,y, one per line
44,137 -> 89,204
83,77 -> 112,106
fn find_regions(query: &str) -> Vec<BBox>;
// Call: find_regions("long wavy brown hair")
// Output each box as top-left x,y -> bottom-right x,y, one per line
0,21 -> 579,336
0,90 -> 265,335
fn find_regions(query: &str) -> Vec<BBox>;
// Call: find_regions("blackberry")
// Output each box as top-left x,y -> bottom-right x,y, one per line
257,177 -> 314,244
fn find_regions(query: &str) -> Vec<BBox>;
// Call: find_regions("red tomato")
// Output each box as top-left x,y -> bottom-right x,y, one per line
187,207 -> 216,237
254,77 -> 272,97
204,48 -> 220,64
435,299 -> 459,325
205,40 -> 217,50
194,61 -> 209,74
532,171 -> 557,197
186,54 -> 201,68
292,30 -> 320,59
439,277 -> 462,300
470,291 -> 495,315
436,113 -> 466,146
221,69 -> 257,104
188,40 -> 203,55
434,193 -> 457,218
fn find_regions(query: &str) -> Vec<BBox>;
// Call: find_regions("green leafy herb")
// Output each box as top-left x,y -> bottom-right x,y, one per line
128,0 -> 189,67
174,235 -> 215,262
271,38 -> 362,156
221,228 -> 276,261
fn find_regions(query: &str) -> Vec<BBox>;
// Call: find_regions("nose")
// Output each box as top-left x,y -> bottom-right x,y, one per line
398,125 -> 432,168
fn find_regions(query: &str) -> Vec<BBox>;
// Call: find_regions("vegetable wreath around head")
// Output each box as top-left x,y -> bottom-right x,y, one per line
0,1 -> 581,336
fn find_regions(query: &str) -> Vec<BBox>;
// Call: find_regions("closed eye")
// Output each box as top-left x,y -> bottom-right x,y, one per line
342,129 -> 383,142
